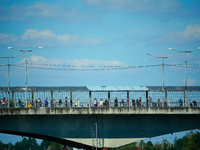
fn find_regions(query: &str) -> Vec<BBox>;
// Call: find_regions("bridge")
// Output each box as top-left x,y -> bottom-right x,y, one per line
0,107 -> 200,149
0,86 -> 200,149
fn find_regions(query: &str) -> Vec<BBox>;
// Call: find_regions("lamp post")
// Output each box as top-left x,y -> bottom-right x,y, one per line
169,47 -> 200,107
8,47 -> 43,108
146,53 -> 179,103
1,54 -> 23,108
1,53 -> 24,108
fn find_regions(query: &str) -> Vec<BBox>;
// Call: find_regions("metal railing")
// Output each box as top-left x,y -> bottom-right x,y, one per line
0,98 -> 199,108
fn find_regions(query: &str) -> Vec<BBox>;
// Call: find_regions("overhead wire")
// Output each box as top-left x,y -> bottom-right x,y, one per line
0,63 -> 200,70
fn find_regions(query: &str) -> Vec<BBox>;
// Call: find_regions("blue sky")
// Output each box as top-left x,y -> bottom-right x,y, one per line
0,0 -> 200,87
0,0 -> 200,146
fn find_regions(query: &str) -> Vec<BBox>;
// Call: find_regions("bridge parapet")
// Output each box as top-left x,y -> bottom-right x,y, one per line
0,107 -> 200,115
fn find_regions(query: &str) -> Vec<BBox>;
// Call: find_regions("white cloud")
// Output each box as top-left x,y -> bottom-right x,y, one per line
82,0 -> 184,13
26,55 -> 126,67
0,2 -> 95,22
152,25 -> 200,45
30,55 -> 47,62
22,29 -> 56,40
181,78 -> 200,86
0,29 -> 104,47
0,33 -> 18,45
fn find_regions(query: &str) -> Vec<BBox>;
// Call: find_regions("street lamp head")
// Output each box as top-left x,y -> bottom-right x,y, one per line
38,47 -> 43,49
168,48 -> 173,50
146,53 -> 151,56
8,47 -> 13,49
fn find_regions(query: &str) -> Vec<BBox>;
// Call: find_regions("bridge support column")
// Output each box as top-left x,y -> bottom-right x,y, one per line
165,91 -> 167,107
12,91 -> 14,100
127,91 -> 129,99
146,91 -> 148,107
31,91 -> 34,102
70,91 -> 72,107
184,90 -> 187,107
127,91 -> 129,107
108,91 -> 110,106
89,91 -> 91,107
51,90 -> 53,100
168,91 -> 171,107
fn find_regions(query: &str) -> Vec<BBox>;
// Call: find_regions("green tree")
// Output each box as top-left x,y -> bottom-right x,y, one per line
118,144 -> 137,150
191,131 -> 200,148
175,138 -> 185,150
39,140 -> 52,150
187,141 -> 198,150
22,137 -> 29,150
27,137 -> 39,149
0,141 -> 5,149
50,142 -> 62,150
147,141 -> 153,146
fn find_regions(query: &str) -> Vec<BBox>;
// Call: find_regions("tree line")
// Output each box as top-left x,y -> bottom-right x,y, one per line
0,137 -> 66,150
118,130 -> 200,150
0,130 -> 200,150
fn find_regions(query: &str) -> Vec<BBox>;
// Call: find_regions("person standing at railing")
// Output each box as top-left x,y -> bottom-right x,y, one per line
164,100 -> 167,107
45,98 -> 48,107
152,101 -> 157,107
2,97 -> 6,108
28,100 -> 32,108
18,99 -> 22,108
100,99 -> 103,107
38,98 -> 42,107
126,99 -> 129,107
147,97 -> 152,107
114,97 -> 118,107
178,98 -> 183,107
57,98 -> 62,107
70,98 -> 73,107
136,99 -> 139,107
121,99 -> 125,107
139,97 -> 142,107
50,99 -> 54,107
139,99 -> 142,107
65,97 -> 68,107
132,99 -> 135,107
105,99 -> 108,107
75,98 -> 80,107
193,101 -> 197,107
94,98 -> 97,107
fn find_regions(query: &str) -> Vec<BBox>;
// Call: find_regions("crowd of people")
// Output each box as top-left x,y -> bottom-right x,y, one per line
0,96 -> 198,108
94,97 -> 165,107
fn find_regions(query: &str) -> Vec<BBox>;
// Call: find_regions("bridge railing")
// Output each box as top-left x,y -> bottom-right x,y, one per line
1,97 -> 199,108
